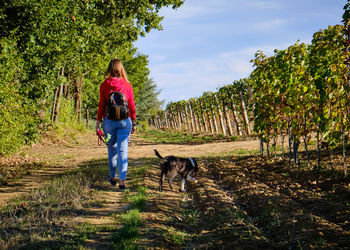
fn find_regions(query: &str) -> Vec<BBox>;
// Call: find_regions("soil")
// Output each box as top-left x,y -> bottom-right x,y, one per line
0,132 -> 349,249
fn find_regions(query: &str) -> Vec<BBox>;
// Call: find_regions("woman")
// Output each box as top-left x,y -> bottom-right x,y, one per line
96,59 -> 136,190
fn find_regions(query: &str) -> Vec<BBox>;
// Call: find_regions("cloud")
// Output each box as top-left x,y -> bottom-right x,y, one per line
247,1 -> 283,10
159,0 -> 239,21
150,43 -> 295,104
252,18 -> 288,31
138,0 -> 343,105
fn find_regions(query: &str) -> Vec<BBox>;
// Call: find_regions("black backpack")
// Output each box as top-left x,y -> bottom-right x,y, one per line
106,91 -> 129,120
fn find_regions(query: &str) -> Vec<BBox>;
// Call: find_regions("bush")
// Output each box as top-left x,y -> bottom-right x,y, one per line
0,38 -> 28,155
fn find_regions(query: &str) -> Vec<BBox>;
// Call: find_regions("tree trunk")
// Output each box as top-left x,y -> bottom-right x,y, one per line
51,87 -> 59,122
54,84 -> 64,123
74,77 -> 82,121
86,109 -> 89,129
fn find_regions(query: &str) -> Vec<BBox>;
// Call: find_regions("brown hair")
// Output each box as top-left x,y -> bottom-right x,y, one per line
104,59 -> 128,81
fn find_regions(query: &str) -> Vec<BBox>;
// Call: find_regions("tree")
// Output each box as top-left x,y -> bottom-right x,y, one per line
0,0 -> 185,154
136,78 -> 164,122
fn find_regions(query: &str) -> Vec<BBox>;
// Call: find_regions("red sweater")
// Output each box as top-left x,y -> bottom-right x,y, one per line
97,77 -> 136,122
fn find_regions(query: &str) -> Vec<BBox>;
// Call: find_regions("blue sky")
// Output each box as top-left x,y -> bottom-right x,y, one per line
135,0 -> 346,105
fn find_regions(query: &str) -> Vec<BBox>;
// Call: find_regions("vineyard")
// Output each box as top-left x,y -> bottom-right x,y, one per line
1,1 -> 350,249
150,22 -> 350,177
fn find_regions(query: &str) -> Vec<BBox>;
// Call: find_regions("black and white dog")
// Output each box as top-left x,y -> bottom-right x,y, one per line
154,149 -> 199,192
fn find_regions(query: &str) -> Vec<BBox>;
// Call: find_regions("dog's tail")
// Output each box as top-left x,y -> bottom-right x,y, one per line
153,149 -> 164,159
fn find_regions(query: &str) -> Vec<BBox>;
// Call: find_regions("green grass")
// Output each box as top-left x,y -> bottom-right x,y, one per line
111,185 -> 149,249
111,209 -> 142,249
129,186 -> 148,211
138,129 -> 241,144
162,226 -> 190,245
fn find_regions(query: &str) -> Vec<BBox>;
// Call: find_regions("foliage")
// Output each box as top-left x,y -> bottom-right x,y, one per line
155,24 -> 349,149
0,37 -> 42,155
136,78 -> 164,122
0,0 -> 184,155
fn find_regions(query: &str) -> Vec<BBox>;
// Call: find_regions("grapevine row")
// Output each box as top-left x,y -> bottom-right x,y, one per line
150,24 -> 349,176
149,79 -> 253,137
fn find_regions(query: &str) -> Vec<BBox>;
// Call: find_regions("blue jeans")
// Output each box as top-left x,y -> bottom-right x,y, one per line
103,117 -> 132,180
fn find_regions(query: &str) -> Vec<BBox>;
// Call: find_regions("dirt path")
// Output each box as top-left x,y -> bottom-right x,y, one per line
0,132 -> 259,206
2,132 -> 348,249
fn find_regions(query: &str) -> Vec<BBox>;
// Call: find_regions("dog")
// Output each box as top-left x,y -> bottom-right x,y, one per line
154,149 -> 198,192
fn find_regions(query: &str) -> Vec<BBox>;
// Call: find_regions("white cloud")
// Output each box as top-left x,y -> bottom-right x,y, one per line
159,5 -> 215,20
136,0 -> 344,105
159,0 -> 238,21
252,18 -> 288,31
247,1 -> 283,10
150,43 -> 296,104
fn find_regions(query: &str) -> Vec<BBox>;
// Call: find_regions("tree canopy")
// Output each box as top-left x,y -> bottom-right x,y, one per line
0,0 -> 184,155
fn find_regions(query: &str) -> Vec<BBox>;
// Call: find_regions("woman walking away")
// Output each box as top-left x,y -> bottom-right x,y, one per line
96,59 -> 136,190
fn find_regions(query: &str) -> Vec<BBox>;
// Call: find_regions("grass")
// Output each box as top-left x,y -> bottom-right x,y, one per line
111,209 -> 142,249
0,168 -> 98,249
162,226 -> 190,245
111,186 -> 149,249
138,129 -> 241,144
0,156 -> 152,249
108,160 -> 150,249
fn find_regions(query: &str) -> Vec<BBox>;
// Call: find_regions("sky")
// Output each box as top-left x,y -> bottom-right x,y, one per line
135,0 -> 347,106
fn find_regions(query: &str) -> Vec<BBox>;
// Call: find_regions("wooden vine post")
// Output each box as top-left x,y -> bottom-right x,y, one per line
164,111 -> 169,129
183,104 -> 191,132
229,95 -> 242,136
209,96 -> 219,134
199,99 -> 209,133
223,99 -> 234,136
188,102 -> 196,132
176,107 -> 182,130
238,90 -> 251,135
193,100 -> 202,132
214,94 -> 226,136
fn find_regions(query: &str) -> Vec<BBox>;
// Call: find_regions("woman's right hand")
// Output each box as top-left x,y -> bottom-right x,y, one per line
96,121 -> 101,135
